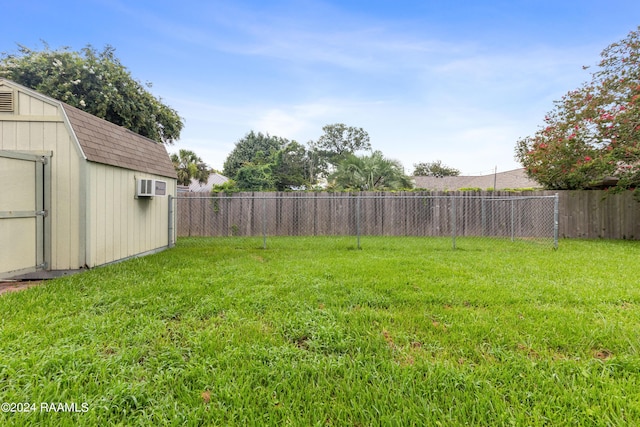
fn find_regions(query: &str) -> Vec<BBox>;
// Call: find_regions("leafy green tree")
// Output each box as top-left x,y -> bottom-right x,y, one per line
234,163 -> 275,191
170,149 -> 211,186
315,123 -> 372,168
211,179 -> 239,194
223,132 -> 317,191
306,139 -> 326,184
515,27 -> 640,190
412,160 -> 460,177
330,151 -> 413,191
222,125 -> 375,191
271,141 -> 312,191
0,43 -> 183,144
222,131 -> 287,178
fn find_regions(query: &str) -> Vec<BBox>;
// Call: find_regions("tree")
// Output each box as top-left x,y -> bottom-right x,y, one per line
306,139 -> 326,184
234,163 -> 275,191
222,131 -> 287,179
170,149 -> 211,186
330,151 -> 413,191
412,160 -> 460,177
0,43 -> 183,144
271,141 -> 312,191
315,123 -> 372,168
222,125 -> 374,191
223,131 -> 316,191
515,27 -> 640,190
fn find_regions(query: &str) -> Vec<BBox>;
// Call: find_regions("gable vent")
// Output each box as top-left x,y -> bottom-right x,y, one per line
0,91 -> 14,112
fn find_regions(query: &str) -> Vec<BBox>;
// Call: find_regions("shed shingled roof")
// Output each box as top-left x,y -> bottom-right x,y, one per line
62,103 -> 177,179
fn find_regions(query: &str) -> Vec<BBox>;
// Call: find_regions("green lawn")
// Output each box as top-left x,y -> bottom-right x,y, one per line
1,237 -> 639,426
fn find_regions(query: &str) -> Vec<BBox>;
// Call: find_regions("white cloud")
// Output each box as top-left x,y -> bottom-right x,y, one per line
251,101 -> 349,141
104,0 -> 615,178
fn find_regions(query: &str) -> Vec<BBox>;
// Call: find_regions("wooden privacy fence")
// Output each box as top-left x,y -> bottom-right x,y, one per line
171,192 -> 559,248
171,190 -> 640,242
550,190 -> 640,240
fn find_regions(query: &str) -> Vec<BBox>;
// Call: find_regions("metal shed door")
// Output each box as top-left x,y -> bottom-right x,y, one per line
0,151 -> 48,278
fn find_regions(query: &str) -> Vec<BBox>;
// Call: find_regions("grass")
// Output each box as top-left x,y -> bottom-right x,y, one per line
1,237 -> 639,426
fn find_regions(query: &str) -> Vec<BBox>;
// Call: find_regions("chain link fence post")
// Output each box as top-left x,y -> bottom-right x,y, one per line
262,196 -> 267,249
510,198 -> 515,242
554,193 -> 559,250
168,194 -> 175,248
451,196 -> 457,250
356,196 -> 361,250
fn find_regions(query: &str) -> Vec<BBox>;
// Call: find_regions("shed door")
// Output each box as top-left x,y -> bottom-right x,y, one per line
0,151 -> 48,278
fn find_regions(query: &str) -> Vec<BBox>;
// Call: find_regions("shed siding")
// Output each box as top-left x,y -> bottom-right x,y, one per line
1,122 -> 16,149
0,90 -> 83,271
2,80 -> 177,276
86,163 -> 175,267
52,126 -> 82,270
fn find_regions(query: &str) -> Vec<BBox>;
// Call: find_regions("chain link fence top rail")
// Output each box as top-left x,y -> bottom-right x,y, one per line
170,192 -> 559,250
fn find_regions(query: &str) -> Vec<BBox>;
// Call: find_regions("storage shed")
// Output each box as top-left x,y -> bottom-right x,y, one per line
0,79 -> 177,279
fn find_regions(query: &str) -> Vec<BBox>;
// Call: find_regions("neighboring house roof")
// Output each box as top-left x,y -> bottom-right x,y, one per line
62,104 -> 177,179
413,168 -> 540,191
188,173 -> 229,192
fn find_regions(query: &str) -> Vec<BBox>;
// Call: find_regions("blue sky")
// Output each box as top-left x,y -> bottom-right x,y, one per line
4,1 -> 640,175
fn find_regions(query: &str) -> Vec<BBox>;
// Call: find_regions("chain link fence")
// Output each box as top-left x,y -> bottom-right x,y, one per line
169,192 -> 559,250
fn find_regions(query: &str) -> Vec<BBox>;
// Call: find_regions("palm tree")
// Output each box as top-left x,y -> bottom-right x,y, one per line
330,151 -> 413,191
170,149 -> 211,186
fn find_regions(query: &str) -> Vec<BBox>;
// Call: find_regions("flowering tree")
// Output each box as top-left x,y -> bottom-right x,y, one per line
0,43 -> 183,144
515,27 -> 640,190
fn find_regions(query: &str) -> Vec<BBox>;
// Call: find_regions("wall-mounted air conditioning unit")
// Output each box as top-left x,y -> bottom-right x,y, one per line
136,178 -> 154,197
154,180 -> 167,196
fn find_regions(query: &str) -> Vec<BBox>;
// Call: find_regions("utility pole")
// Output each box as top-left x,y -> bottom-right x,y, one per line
493,166 -> 497,191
